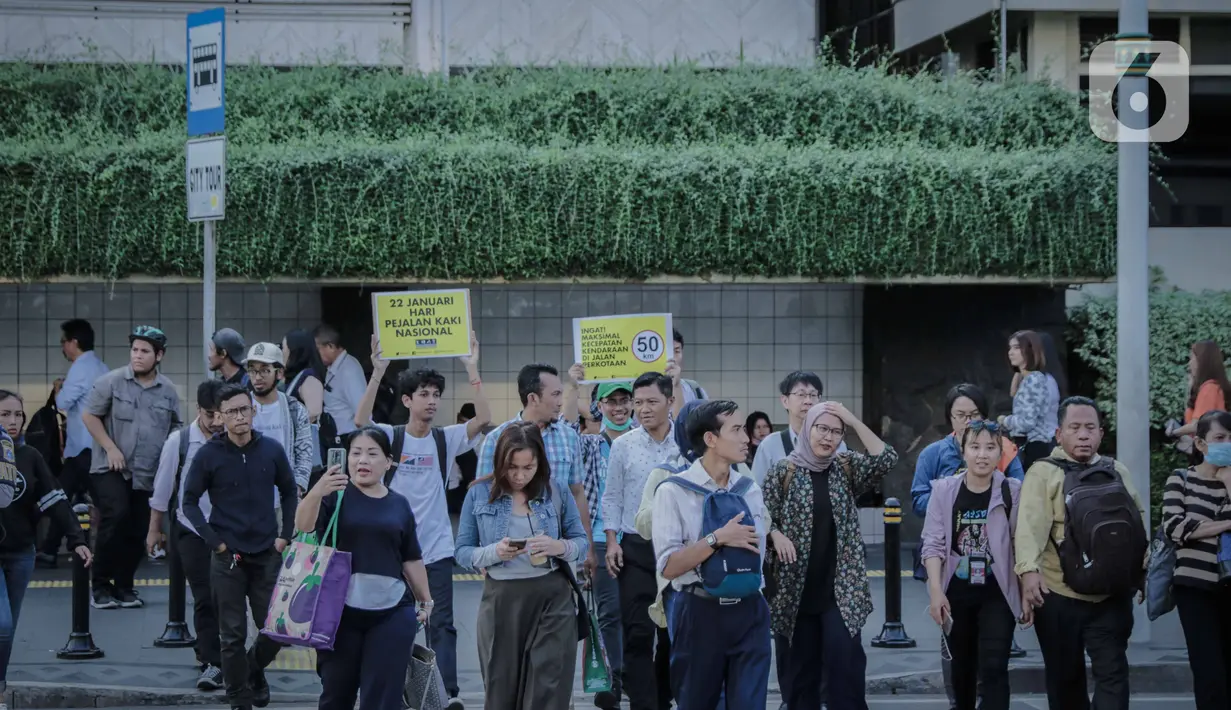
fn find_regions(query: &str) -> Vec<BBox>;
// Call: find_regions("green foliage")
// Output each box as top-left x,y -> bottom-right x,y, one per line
0,63 -> 1103,150
0,62 -> 1117,281
1069,290 -> 1231,430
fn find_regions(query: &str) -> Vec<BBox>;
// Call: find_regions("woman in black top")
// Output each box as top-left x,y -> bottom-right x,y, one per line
0,390 -> 91,705
294,425 -> 432,710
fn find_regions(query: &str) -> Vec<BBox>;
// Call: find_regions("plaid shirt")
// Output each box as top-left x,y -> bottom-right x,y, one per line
579,433 -> 611,543
478,413 -> 583,494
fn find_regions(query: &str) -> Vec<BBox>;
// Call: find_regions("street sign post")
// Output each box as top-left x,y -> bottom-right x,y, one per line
187,8 -> 225,137
186,7 -> 226,380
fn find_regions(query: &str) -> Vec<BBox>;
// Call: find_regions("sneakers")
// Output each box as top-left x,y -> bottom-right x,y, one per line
115,588 -> 144,608
447,697 -> 465,710
91,588 -> 119,610
197,664 -> 223,691
149,546 -> 167,561
251,671 -> 271,708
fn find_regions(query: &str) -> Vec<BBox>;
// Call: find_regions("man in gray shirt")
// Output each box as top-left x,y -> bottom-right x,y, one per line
82,325 -> 181,610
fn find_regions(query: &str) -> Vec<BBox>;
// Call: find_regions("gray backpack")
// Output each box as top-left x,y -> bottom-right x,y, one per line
1146,468 -> 1189,621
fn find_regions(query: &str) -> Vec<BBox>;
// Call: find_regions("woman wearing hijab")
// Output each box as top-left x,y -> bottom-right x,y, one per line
762,401 -> 899,710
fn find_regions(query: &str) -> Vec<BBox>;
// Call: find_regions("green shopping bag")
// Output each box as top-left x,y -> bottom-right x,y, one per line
582,589 -> 612,694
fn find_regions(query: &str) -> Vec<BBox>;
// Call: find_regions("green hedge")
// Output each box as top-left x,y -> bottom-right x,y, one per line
1,135 -> 1116,281
1069,290 -> 1231,430
0,63 -> 1103,151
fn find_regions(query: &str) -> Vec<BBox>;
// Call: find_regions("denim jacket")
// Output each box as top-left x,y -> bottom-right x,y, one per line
455,479 -> 589,571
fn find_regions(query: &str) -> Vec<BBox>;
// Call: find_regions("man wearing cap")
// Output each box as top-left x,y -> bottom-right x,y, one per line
574,369 -> 636,710
81,325 -> 182,610
244,343 -> 313,496
209,328 -> 248,387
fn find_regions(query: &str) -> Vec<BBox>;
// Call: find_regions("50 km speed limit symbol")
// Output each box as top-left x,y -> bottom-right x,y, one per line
632,330 -> 664,363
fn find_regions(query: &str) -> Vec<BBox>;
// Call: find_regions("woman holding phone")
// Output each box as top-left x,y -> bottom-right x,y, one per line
295,426 -> 433,710
455,421 -> 589,710
920,421 -> 1025,710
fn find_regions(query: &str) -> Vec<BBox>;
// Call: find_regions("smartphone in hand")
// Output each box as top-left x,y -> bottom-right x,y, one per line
327,448 -> 346,476
508,538 -> 528,550
942,612 -> 954,636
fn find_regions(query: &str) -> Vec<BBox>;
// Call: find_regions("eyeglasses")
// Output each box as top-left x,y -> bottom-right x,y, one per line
246,366 -> 277,377
812,423 -> 845,439
790,390 -> 821,402
221,405 -> 254,420
951,410 -> 981,422
965,420 -> 1002,434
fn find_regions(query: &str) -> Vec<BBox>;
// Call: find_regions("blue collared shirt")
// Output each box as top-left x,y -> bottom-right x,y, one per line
57,351 -> 109,458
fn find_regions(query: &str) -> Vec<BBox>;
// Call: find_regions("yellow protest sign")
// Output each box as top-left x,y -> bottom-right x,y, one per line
572,313 -> 673,383
372,289 -> 472,360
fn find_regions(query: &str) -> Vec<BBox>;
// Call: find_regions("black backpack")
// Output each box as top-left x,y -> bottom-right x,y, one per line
383,427 -> 449,487
1049,457 -> 1148,596
23,396 -> 64,477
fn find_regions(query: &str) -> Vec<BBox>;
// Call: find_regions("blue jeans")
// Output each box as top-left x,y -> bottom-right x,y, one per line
0,549 -> 36,693
667,589 -> 771,710
592,542 -> 624,687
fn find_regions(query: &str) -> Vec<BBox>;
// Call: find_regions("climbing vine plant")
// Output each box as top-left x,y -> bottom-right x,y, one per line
0,62 -> 1116,281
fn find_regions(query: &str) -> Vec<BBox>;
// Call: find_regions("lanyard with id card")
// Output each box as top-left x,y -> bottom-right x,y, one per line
967,522 -> 989,586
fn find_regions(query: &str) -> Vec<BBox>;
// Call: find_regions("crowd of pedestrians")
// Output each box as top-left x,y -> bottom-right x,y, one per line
4,317 -> 1231,710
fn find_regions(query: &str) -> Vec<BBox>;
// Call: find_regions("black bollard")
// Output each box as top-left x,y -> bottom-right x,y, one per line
57,504 -> 104,660
154,512 -> 195,647
871,497 -> 916,649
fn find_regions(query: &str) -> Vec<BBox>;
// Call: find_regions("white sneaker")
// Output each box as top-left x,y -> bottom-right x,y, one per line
447,698 -> 465,710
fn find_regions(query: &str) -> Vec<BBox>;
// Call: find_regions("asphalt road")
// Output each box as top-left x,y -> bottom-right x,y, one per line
75,698 -> 1200,710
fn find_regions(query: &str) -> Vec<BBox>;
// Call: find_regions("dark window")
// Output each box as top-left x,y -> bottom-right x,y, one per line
1078,16 -> 1181,59
1192,19 -> 1231,64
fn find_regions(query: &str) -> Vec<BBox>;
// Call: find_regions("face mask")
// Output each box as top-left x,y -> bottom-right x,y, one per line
605,417 -> 633,433
1204,442 -> 1231,467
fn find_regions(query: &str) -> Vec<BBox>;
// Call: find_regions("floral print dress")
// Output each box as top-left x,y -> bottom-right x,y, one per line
763,448 -> 899,641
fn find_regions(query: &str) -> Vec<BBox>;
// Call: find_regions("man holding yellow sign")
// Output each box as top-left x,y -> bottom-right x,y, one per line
572,314 -> 672,384
372,288 -> 472,360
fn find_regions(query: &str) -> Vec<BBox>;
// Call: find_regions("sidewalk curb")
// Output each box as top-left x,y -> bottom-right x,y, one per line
8,662 -> 1193,708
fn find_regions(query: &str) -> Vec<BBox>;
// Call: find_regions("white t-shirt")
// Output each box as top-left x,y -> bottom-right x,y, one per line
376,422 -> 480,565
254,398 -> 289,508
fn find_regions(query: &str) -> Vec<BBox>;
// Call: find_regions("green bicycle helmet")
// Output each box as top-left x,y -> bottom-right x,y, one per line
129,325 -> 168,351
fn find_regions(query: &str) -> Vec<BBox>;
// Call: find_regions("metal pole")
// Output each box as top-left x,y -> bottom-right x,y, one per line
1116,0 -> 1151,644
57,504 -> 103,659
439,0 -> 448,80
999,0 -> 1008,80
154,510 -> 195,647
203,220 -> 216,380
871,498 -> 915,648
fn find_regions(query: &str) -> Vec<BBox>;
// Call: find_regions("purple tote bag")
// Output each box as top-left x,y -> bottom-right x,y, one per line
261,490 -> 352,650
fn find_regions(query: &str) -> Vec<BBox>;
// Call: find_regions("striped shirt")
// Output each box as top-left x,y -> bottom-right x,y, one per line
1162,467 -> 1231,589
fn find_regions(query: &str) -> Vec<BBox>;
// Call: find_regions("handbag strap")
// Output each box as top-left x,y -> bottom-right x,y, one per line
321,489 -> 345,548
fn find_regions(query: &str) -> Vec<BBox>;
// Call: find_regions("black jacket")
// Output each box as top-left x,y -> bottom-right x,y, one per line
2,444 -> 85,554
181,431 -> 297,554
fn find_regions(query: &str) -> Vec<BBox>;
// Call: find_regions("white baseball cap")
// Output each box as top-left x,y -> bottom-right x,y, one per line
244,342 -> 284,367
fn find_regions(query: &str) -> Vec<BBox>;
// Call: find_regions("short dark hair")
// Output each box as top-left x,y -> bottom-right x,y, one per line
196,379 -> 224,411
347,425 -> 394,460
945,384 -> 988,420
458,403 -> 477,420
633,371 -> 673,400
1057,396 -> 1100,426
217,383 -> 251,408
686,399 -> 740,457
517,363 -> 559,406
61,319 -> 95,352
397,367 -> 446,399
313,324 -> 342,347
778,371 -> 823,397
673,329 -> 684,347
1196,410 -> 1231,440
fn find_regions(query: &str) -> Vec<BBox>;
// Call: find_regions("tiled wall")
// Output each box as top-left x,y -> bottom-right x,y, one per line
0,283 -> 321,417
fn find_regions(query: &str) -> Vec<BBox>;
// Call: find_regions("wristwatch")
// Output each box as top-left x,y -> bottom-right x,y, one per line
706,533 -> 719,549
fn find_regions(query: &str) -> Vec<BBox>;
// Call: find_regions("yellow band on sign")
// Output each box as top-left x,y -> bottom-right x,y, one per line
372,289 -> 472,360
572,313 -> 673,383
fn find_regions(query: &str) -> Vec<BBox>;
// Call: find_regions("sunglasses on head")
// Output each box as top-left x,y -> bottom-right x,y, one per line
965,420 -> 1002,434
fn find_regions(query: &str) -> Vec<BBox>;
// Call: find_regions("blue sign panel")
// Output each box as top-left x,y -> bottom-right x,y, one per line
186,8 -> 225,136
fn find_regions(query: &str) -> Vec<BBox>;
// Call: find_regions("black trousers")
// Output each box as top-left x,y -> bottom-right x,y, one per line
41,451 -> 93,555
91,470 -> 149,593
786,606 -> 866,710
1033,592 -> 1133,710
210,547 -> 284,707
177,526 -> 221,668
318,605 -> 419,710
619,534 -> 671,710
946,585 -> 1015,710
1175,584 -> 1231,710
